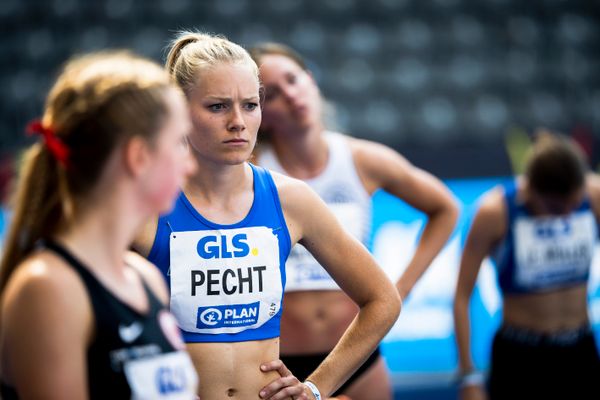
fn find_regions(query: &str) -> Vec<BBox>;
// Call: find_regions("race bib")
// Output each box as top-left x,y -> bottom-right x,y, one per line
286,203 -> 367,291
124,351 -> 198,400
514,212 -> 596,288
169,227 -> 282,334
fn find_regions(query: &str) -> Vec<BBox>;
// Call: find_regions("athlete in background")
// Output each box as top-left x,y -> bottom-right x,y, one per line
250,42 -> 458,400
0,52 -> 198,399
454,131 -> 600,399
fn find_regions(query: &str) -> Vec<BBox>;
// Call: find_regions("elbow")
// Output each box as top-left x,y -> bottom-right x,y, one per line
381,287 -> 402,330
428,197 -> 460,235
393,291 -> 402,322
359,282 -> 401,333
443,198 -> 460,230
449,199 -> 460,226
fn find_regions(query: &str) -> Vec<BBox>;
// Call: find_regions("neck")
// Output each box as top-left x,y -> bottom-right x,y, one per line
55,190 -> 146,276
271,125 -> 329,179
185,160 -> 250,203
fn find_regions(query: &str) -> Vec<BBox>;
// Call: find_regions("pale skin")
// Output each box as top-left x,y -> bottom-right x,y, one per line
255,53 -> 458,400
0,88 -> 195,399
453,175 -> 600,400
135,61 -> 401,400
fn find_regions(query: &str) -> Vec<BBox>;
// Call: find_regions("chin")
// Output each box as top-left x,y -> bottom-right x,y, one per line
225,150 -> 254,165
158,199 -> 178,214
223,157 -> 250,166
153,189 -> 181,214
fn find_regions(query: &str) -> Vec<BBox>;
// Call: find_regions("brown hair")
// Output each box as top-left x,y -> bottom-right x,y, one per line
248,42 -> 338,144
249,42 -> 308,72
0,51 -> 175,291
165,31 -> 258,94
525,130 -> 588,197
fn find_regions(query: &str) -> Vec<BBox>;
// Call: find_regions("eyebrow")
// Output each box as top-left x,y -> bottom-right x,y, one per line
204,96 -> 260,102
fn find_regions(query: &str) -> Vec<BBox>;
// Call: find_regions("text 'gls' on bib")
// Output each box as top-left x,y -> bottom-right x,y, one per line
169,227 -> 282,334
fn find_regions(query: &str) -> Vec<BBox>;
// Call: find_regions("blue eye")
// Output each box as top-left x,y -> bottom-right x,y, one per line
208,104 -> 226,111
245,103 -> 259,111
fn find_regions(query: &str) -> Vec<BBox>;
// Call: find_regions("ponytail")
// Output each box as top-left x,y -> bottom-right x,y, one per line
0,145 -> 65,291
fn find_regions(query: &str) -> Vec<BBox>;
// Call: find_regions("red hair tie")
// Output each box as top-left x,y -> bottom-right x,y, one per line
26,120 -> 70,167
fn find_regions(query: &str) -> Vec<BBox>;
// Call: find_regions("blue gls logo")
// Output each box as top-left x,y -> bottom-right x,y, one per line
197,234 -> 250,259
535,219 -> 570,239
196,302 -> 260,329
156,366 -> 186,395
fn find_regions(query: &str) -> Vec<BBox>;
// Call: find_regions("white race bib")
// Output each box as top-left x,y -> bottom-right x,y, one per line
169,227 -> 282,334
124,351 -> 198,400
514,212 -> 596,288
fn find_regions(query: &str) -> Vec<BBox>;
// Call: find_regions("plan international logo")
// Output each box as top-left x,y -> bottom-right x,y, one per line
196,302 -> 260,329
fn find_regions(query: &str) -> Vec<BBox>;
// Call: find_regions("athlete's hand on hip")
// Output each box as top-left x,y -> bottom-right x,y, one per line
259,359 -> 310,399
460,385 -> 487,400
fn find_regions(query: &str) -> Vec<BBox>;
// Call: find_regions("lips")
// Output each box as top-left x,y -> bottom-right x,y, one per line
291,104 -> 309,118
223,138 -> 249,144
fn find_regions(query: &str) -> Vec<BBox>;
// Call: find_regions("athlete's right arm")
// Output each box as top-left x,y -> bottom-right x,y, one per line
132,216 -> 159,257
270,173 -> 401,398
1,253 -> 92,399
454,188 -> 506,400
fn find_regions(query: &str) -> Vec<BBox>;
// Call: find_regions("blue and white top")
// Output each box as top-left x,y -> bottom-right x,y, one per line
492,180 -> 598,294
148,164 -> 291,343
259,131 -> 372,291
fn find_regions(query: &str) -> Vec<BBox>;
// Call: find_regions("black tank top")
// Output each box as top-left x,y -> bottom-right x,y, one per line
1,241 -> 197,399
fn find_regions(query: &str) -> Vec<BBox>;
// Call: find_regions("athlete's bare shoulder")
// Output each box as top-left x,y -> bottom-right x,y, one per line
7,250 -> 88,298
268,169 -> 313,205
132,217 -> 159,258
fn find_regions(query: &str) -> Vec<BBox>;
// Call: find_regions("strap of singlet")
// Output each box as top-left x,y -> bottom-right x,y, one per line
44,240 -> 161,314
44,240 -> 101,290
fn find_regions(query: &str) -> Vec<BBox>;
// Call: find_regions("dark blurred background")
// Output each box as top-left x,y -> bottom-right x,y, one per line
1,0 -> 599,178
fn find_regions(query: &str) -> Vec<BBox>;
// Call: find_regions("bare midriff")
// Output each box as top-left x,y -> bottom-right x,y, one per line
187,337 -> 285,399
502,284 -> 589,333
279,290 -> 359,355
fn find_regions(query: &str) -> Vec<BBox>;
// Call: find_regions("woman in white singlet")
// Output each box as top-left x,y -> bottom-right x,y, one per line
249,42 -> 459,400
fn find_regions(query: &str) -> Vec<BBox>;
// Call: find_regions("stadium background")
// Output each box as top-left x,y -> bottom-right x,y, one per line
1,1 -> 599,399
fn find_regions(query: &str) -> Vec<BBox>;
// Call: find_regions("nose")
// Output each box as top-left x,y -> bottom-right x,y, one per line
227,105 -> 246,132
281,84 -> 298,104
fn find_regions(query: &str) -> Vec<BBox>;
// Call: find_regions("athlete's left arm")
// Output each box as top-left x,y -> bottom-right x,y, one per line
350,138 -> 459,299
586,173 -> 600,223
263,174 -> 401,399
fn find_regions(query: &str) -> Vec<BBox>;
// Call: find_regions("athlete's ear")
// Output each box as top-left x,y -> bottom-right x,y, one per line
123,135 -> 151,178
